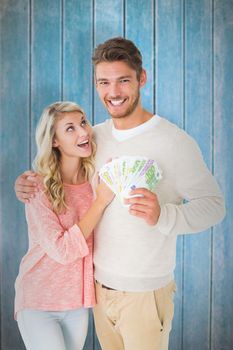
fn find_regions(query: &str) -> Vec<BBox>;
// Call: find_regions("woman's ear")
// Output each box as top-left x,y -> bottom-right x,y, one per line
52,138 -> 59,147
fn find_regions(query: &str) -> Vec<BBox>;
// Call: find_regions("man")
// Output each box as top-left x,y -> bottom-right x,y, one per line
15,37 -> 225,350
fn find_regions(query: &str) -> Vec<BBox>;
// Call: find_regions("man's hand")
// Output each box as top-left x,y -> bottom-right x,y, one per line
14,170 -> 38,203
124,188 -> 161,226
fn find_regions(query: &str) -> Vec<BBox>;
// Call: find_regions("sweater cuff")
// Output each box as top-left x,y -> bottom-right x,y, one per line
155,204 -> 175,236
69,224 -> 89,257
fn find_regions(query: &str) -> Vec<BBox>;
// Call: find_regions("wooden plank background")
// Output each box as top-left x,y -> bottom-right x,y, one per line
0,1 -> 232,349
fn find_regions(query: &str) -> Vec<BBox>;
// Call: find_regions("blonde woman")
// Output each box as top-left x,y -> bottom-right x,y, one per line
14,101 -> 114,350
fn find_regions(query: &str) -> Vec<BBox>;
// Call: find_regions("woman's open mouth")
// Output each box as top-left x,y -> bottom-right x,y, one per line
77,139 -> 90,149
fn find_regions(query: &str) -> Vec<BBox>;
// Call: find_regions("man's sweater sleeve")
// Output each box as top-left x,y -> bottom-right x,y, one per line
156,130 -> 226,236
25,190 -> 89,264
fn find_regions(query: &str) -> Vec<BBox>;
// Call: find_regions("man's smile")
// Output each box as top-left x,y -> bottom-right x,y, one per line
107,98 -> 127,107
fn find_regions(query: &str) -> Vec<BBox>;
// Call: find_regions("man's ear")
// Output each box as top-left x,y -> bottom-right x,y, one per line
139,69 -> 147,88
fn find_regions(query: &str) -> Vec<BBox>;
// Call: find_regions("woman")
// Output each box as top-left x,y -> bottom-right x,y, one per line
14,101 -> 114,350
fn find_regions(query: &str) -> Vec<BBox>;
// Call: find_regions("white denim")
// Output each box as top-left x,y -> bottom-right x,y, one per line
17,308 -> 89,350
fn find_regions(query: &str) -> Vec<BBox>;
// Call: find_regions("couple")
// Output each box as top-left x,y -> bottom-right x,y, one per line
15,37 -> 225,350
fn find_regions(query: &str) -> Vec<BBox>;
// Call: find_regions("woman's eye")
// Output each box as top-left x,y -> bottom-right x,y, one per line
66,126 -> 74,132
81,120 -> 87,126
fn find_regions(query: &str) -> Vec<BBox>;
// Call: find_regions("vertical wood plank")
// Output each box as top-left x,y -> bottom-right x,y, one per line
63,0 -> 93,121
156,1 -> 184,348
0,1 -> 30,349
31,0 -> 62,157
125,0 -> 154,112
94,0 -> 124,125
183,0 -> 213,349
212,0 -> 233,349
156,0 -> 184,127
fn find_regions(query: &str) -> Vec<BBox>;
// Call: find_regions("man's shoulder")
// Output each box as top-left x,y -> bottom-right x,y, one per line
155,116 -> 200,154
155,116 -> 182,139
93,119 -> 112,136
158,116 -> 192,139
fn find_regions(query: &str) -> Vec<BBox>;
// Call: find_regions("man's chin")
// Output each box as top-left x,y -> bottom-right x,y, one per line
109,113 -> 126,119
108,109 -> 130,119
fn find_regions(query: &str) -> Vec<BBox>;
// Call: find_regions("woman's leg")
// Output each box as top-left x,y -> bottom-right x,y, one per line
17,310 -> 66,350
61,308 -> 89,350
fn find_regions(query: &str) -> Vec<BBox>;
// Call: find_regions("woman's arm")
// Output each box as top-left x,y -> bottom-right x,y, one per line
26,181 -> 114,264
78,181 -> 114,238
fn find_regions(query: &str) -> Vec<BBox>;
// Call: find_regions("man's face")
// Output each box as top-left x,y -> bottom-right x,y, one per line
95,61 -> 145,120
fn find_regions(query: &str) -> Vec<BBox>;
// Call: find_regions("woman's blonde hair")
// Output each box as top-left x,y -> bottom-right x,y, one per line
33,101 -> 96,213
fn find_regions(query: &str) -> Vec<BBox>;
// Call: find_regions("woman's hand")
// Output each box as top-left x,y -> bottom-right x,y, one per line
78,180 -> 115,239
95,181 -> 115,208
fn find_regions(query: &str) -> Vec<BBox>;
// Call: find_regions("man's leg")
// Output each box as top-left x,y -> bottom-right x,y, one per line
94,280 -> 176,350
93,282 -> 124,350
153,280 -> 177,350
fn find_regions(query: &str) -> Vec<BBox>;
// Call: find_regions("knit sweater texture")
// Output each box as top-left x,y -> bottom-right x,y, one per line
93,117 -> 225,292
14,182 -> 95,319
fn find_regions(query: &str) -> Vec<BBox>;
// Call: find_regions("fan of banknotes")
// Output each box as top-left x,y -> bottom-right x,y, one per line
99,156 -> 162,205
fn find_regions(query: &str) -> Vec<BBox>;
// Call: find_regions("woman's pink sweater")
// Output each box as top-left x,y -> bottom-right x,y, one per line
14,181 -> 95,319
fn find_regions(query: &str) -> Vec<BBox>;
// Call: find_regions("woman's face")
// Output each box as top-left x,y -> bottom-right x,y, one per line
53,111 -> 93,160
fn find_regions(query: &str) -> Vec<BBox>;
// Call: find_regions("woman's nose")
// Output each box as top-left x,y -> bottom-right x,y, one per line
77,127 -> 88,137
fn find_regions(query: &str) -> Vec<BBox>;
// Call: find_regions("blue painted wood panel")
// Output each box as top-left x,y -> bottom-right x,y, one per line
0,1 -> 232,349
156,1 -> 184,348
0,1 -> 30,349
31,0 -> 62,156
63,0 -> 93,121
183,0 -> 213,348
212,0 -> 233,349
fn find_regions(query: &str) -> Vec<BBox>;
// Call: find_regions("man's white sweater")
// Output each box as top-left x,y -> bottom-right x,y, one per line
93,116 -> 225,292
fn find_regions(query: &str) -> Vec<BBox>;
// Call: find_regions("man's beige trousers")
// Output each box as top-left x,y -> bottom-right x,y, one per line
93,280 -> 176,350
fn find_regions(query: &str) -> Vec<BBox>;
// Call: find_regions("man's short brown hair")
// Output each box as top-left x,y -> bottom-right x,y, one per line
92,37 -> 143,80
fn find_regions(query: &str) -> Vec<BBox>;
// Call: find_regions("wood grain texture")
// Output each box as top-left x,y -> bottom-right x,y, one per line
31,0 -> 62,157
63,0 -> 93,121
212,0 -> 233,349
0,1 -> 30,349
183,0 -> 213,349
156,1 -> 184,348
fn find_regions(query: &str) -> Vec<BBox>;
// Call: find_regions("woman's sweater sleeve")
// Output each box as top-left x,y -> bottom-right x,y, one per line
156,130 -> 226,236
25,190 -> 89,264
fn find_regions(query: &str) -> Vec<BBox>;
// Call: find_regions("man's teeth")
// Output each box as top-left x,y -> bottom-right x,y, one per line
110,99 -> 125,106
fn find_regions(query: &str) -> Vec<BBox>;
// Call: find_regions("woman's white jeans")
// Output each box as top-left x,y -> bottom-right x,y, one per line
17,308 -> 89,350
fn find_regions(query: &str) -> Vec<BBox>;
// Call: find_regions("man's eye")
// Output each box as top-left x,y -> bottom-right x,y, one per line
99,81 -> 108,86
121,79 -> 130,83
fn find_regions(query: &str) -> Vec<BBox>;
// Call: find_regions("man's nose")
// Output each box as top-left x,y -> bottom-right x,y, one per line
108,82 -> 121,97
